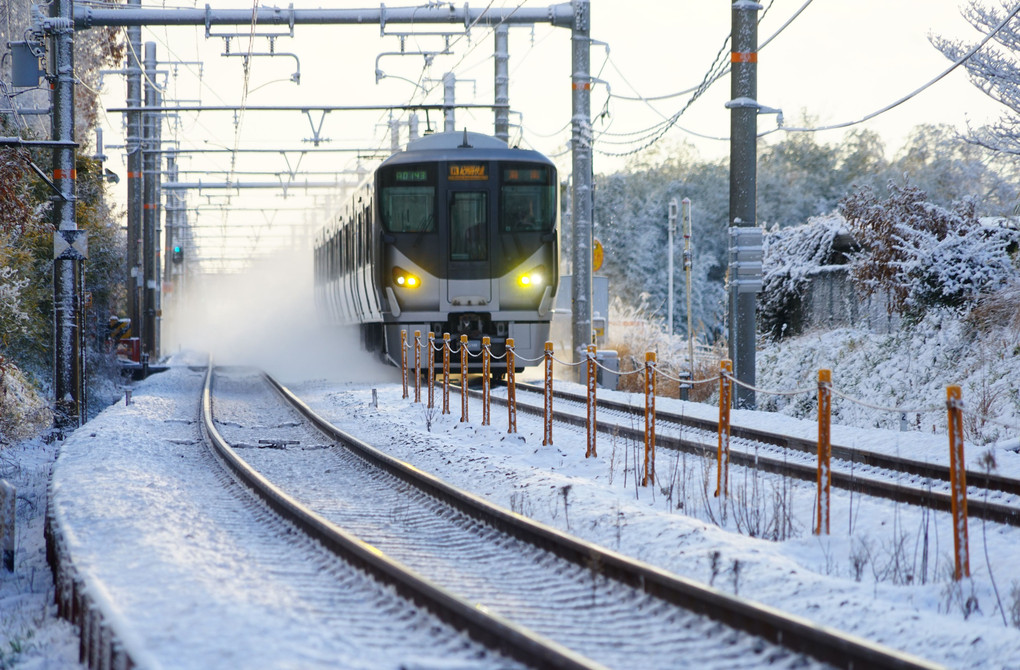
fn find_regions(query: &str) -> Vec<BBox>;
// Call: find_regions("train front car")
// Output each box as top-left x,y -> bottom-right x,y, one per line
378,131 -> 558,374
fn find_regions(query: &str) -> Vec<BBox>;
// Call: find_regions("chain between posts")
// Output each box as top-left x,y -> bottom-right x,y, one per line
816,369 -> 832,535
947,385 -> 970,580
716,359 -> 732,498
642,351 -> 656,486
506,338 -> 517,434
482,337 -> 491,426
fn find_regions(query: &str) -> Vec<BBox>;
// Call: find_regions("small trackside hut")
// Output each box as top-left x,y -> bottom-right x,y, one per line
314,130 -> 559,377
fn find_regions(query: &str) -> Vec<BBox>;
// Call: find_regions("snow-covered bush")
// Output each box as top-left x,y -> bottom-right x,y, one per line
840,182 -> 1020,316
759,213 -> 850,340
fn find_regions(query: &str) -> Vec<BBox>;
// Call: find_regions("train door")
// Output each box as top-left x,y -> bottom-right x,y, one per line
446,162 -> 492,304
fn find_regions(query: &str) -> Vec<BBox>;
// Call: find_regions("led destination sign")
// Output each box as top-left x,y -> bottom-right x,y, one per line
449,164 -> 488,181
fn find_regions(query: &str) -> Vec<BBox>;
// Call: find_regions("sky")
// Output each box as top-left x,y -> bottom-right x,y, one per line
90,0 -> 1008,273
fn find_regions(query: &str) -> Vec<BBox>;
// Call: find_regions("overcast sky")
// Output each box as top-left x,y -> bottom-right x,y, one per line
95,0 -> 1006,263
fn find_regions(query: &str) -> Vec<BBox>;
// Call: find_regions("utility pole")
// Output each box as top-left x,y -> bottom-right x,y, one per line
493,23 -> 510,143
126,0 -> 142,347
443,72 -> 456,132
142,42 -> 161,359
727,0 -> 762,409
570,0 -> 592,378
50,0 -> 86,429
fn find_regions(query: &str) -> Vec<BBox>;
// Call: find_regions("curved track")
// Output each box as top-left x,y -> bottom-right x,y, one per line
207,366 -> 940,670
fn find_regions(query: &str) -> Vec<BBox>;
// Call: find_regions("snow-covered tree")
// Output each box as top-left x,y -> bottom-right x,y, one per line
933,1 -> 1020,158
840,181 -> 1020,315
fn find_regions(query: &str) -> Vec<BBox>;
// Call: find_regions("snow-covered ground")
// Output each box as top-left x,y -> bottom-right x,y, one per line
3,337 -> 1020,668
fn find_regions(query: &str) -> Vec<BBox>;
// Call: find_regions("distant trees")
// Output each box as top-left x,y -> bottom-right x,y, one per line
591,124 -> 1019,343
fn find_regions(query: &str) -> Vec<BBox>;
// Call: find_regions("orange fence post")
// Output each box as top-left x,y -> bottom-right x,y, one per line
413,330 -> 421,403
442,333 -> 451,415
642,352 -> 657,486
816,369 -> 832,535
716,359 -> 732,498
506,338 -> 517,434
947,385 -> 970,580
400,329 -> 408,400
482,336 -> 491,426
542,341 -> 554,446
586,344 -> 597,458
427,332 -> 435,409
460,334 -> 469,423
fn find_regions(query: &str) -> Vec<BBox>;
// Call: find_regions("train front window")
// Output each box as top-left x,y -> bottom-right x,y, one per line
379,165 -> 436,233
501,166 -> 555,232
450,192 -> 488,261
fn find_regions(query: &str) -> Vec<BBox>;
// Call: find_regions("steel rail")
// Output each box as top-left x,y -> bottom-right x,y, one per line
270,373 -> 941,670
503,383 -> 1020,527
201,365 -> 601,670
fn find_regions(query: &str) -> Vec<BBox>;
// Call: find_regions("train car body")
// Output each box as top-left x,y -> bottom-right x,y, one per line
314,131 -> 559,373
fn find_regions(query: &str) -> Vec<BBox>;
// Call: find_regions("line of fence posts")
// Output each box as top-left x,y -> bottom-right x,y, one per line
642,352 -> 656,486
482,337 -> 491,426
413,330 -> 422,403
586,344 -> 596,458
427,332 -> 435,409
816,369 -> 832,535
460,334 -> 469,423
947,384 -> 970,580
506,338 -> 517,434
716,359 -> 732,498
394,332 -> 975,579
442,333 -> 451,415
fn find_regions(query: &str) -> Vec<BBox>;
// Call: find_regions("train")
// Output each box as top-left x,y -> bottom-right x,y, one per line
313,130 -> 559,377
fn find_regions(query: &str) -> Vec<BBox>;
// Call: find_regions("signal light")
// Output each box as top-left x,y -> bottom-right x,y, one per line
392,266 -> 421,289
172,245 -> 183,264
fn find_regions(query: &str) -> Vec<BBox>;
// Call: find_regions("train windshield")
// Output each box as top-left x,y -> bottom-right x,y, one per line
501,165 -> 556,232
379,165 -> 436,233
450,192 -> 488,261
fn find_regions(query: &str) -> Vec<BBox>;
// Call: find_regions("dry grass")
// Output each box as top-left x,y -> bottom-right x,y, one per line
968,281 -> 1020,334
604,298 -> 725,403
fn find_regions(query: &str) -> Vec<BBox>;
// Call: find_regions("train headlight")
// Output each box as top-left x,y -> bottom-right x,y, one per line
517,265 -> 545,288
393,267 -> 421,289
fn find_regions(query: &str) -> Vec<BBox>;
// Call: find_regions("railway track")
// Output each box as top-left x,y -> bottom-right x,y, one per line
205,365 -> 940,670
493,382 -> 1020,527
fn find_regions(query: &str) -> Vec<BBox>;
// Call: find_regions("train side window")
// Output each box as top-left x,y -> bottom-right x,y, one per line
450,192 -> 488,261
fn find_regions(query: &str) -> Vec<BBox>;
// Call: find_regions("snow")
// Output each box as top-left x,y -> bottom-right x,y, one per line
4,337 -> 1020,668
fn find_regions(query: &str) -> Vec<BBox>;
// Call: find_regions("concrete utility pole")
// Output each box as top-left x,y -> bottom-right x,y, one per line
493,23 -> 510,143
142,42 -> 161,359
443,72 -> 456,132
570,0 -> 592,377
727,0 -> 763,409
50,0 -> 87,430
126,0 -> 142,346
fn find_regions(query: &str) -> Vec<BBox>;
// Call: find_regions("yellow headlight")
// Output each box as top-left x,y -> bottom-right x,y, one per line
393,267 -> 421,289
517,268 -> 544,288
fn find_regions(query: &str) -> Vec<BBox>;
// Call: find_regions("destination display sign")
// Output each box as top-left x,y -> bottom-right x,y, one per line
449,164 -> 488,181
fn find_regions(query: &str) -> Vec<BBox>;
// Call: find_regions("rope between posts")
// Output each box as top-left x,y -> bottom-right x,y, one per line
514,352 -> 546,364
551,355 -> 584,367
591,357 -> 643,376
485,346 -> 507,361
830,387 -> 945,416
723,372 -> 816,397
962,410 -> 1020,433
